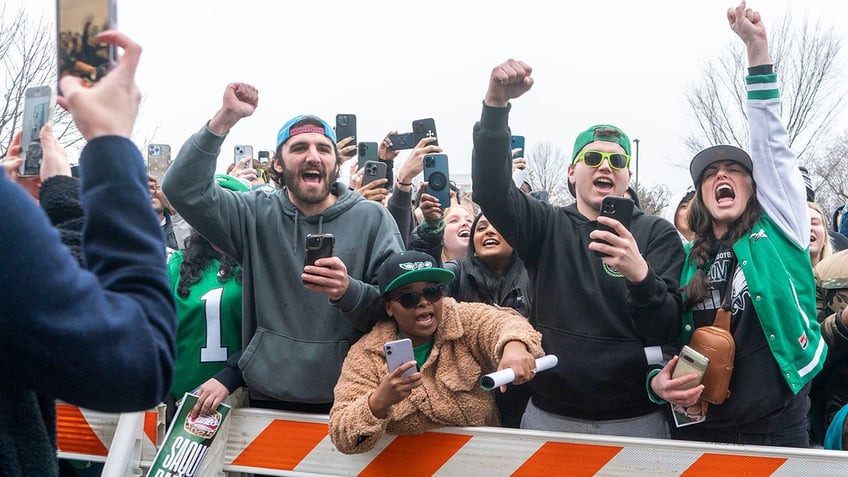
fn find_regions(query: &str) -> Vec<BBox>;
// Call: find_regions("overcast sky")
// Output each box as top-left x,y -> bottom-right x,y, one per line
15,0 -> 848,195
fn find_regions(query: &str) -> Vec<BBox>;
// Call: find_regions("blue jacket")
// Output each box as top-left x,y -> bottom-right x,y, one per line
0,137 -> 176,476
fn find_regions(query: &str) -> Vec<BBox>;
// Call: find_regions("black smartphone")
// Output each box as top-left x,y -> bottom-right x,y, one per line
304,233 -> 335,268
412,118 -> 438,146
147,144 -> 172,183
257,150 -> 273,165
511,135 -> 525,159
423,153 -> 451,208
387,132 -> 415,151
56,0 -> 117,94
335,114 -> 357,158
361,160 -> 388,190
357,141 -> 379,169
234,145 -> 254,169
594,196 -> 634,257
19,85 -> 56,177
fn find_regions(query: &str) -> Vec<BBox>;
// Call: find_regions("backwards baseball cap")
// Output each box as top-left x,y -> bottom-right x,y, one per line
275,114 -> 337,150
214,174 -> 250,193
689,145 -> 753,185
377,250 -> 455,296
571,124 -> 631,163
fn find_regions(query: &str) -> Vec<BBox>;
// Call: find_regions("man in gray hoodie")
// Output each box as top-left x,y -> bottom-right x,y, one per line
162,83 -> 404,414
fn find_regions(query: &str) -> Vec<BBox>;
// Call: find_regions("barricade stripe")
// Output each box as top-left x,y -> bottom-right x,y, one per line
358,432 -> 472,476
143,410 -> 158,447
681,453 -> 786,476
434,433 -> 544,475
231,419 -> 328,469
56,404 -> 109,456
512,441 -> 623,476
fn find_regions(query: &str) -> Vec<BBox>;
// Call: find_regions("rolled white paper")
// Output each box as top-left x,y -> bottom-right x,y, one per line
480,355 -> 558,391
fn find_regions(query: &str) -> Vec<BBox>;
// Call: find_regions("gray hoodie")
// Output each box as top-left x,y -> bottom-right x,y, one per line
162,125 -> 404,404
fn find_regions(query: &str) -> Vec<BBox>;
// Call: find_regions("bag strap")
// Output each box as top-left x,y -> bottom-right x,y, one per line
713,254 -> 737,331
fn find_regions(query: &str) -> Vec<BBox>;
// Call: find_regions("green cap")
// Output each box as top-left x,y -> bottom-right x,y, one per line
571,124 -> 631,163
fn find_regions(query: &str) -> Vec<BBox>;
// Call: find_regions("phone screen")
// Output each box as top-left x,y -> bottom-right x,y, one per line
57,0 -> 117,93
19,86 -> 55,177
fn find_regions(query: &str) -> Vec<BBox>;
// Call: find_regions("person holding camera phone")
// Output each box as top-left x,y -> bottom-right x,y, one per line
649,3 -> 826,448
472,60 -> 684,438
1,30 -> 176,474
329,251 -> 543,454
385,135 -> 442,246
161,83 -> 404,417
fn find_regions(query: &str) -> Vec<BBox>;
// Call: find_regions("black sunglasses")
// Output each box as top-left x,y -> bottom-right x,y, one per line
390,285 -> 446,309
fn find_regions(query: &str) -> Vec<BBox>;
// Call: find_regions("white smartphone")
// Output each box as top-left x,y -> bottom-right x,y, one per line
672,345 -> 710,390
234,145 -> 254,169
19,85 -> 56,177
384,338 -> 416,377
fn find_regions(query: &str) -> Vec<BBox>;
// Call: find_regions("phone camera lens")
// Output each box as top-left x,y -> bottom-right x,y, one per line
338,117 -> 348,127
386,349 -> 392,355
424,157 -> 434,167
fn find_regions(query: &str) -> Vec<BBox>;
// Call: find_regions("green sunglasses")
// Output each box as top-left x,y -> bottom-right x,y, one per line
574,150 -> 631,170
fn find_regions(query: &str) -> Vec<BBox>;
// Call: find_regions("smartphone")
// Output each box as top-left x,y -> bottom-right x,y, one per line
423,153 -> 451,208
335,114 -> 357,158
673,345 -> 710,390
357,141 -> 379,169
594,195 -> 634,257
56,0 -> 118,93
387,132 -> 415,151
146,144 -> 172,183
511,135 -> 525,159
361,160 -> 388,190
19,85 -> 56,177
529,190 -> 548,203
234,145 -> 254,169
257,150 -> 273,165
384,338 -> 416,377
412,118 -> 438,146
304,233 -> 335,268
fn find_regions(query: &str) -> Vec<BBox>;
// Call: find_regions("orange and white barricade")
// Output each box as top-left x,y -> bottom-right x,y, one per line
56,402 -> 164,465
58,405 -> 848,476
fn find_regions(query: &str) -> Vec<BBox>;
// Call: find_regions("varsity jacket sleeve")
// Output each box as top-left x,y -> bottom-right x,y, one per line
471,103 -> 551,264
161,124 -> 248,262
746,66 -> 809,248
0,136 -> 176,412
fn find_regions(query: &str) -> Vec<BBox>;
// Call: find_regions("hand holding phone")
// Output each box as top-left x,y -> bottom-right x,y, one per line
593,196 -> 634,257
387,132 -> 415,151
19,86 -> 56,177
361,160 -> 388,189
304,233 -> 335,268
384,338 -> 416,377
511,135 -> 525,159
147,144 -> 171,183
57,0 -> 118,93
412,118 -> 438,146
234,145 -> 254,169
335,114 -> 357,158
672,345 -> 710,390
423,153 -> 451,208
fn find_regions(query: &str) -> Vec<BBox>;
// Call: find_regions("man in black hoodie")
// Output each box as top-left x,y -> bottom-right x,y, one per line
471,59 -> 684,438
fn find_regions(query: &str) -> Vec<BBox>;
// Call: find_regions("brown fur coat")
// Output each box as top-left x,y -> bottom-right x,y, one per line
329,298 -> 543,454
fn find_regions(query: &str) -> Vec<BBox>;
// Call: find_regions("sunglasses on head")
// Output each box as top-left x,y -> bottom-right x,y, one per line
575,150 -> 631,170
390,284 -> 446,309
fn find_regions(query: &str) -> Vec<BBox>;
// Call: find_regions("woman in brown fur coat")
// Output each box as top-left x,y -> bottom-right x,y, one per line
329,251 -> 544,454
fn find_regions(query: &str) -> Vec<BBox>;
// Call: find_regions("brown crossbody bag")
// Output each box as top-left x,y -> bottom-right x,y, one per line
688,258 -> 736,405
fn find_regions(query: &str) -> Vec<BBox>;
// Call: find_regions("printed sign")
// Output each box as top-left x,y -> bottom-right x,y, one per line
146,393 -> 230,477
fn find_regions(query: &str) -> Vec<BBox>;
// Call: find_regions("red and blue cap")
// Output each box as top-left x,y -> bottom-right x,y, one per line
275,115 -> 336,150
